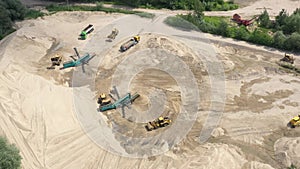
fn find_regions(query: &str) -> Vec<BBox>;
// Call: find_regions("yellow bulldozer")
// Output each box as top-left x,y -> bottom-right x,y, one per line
280,53 -> 295,64
289,114 -> 300,128
146,116 -> 171,131
97,93 -> 111,106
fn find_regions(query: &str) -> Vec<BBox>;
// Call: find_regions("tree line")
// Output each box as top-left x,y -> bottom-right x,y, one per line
43,0 -> 238,10
179,6 -> 300,52
0,0 -> 26,39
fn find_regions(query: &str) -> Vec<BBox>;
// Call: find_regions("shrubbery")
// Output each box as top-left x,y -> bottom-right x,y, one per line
0,137 -> 22,169
0,0 -> 45,40
43,0 -> 238,11
176,7 -> 300,52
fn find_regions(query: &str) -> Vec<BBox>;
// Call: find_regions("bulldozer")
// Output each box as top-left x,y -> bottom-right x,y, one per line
280,53 -> 295,64
97,93 -> 111,106
47,54 -> 63,69
107,28 -> 119,41
289,114 -> 300,128
146,116 -> 171,131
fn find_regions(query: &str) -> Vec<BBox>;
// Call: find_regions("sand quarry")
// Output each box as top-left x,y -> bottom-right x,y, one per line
1,0 -> 300,168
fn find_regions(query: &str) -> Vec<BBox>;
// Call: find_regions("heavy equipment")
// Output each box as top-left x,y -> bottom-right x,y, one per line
289,114 -> 300,128
120,36 -> 140,52
47,54 -> 63,69
280,53 -> 295,64
97,93 -> 111,106
79,24 -> 94,40
99,92 -> 140,112
60,47 -> 95,73
232,14 -> 257,26
107,28 -> 119,40
146,116 -> 171,131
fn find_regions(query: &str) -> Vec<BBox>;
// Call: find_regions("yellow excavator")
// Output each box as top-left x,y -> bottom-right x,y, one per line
289,114 -> 300,128
146,116 -> 171,131
97,93 -> 111,106
47,54 -> 63,69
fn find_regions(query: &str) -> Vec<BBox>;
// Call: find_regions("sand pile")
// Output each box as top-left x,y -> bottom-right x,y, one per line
275,137 -> 300,167
0,4 -> 300,168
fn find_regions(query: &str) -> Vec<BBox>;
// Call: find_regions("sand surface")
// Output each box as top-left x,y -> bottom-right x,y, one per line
0,0 -> 300,168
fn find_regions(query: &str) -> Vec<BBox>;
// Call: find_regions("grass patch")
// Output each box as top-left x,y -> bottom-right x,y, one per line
45,3 -> 155,18
134,12 -> 155,18
164,16 -> 198,31
203,16 -> 229,26
46,3 -> 154,18
25,9 -> 45,19
204,1 -> 238,11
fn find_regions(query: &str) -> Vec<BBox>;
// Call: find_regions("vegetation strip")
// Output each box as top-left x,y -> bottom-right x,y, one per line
165,8 -> 300,52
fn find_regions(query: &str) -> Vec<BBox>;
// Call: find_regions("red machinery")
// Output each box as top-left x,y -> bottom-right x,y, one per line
232,14 -> 257,26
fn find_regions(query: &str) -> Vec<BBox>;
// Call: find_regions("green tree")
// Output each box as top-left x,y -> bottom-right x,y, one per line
0,137 -> 22,169
272,31 -> 287,48
275,9 -> 288,27
192,0 -> 204,19
216,19 -> 228,36
0,5 -> 13,39
258,9 -> 271,28
249,28 -> 273,46
282,13 -> 300,34
233,26 -> 250,40
284,32 -> 300,51
0,0 -> 26,21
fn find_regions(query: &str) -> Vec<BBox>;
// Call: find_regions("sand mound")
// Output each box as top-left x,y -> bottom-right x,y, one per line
1,2 -> 300,167
274,137 -> 300,167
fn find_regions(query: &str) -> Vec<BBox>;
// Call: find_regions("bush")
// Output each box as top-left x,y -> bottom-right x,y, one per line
215,19 -> 228,36
249,28 -> 273,46
233,26 -> 251,40
284,32 -> 300,51
46,4 -> 139,14
164,16 -> 198,31
272,31 -> 287,48
25,9 -> 45,19
282,13 -> 300,34
258,9 -> 271,28
0,137 -> 22,169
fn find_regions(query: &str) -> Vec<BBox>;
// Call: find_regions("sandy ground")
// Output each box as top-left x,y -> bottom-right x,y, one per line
0,0 -> 300,169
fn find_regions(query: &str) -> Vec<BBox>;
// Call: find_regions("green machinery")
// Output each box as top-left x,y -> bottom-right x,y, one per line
99,92 -> 140,112
79,24 -> 94,40
60,47 -> 95,73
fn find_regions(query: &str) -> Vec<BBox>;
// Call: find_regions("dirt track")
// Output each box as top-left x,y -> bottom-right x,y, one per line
0,0 -> 300,168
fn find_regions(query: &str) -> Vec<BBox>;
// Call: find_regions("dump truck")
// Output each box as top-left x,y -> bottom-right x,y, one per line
47,54 -> 63,69
280,53 -> 295,64
146,116 -> 171,131
289,114 -> 300,128
120,36 -> 140,52
97,93 -> 111,106
107,28 -> 119,40
79,24 -> 94,40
